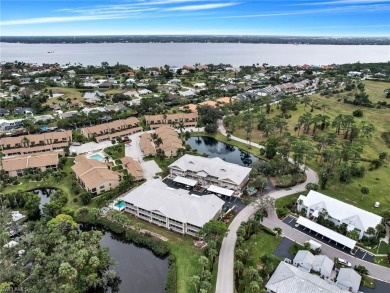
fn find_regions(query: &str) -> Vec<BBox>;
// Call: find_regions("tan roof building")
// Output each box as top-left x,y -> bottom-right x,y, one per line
121,157 -> 144,181
72,155 -> 120,195
216,97 -> 235,104
0,131 -> 72,150
139,133 -> 156,156
80,117 -> 140,140
0,152 -> 59,177
198,100 -> 218,107
3,142 -> 68,156
144,113 -> 198,129
155,126 -> 184,157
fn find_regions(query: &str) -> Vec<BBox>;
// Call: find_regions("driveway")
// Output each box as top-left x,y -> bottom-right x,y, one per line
70,140 -> 113,155
124,131 -> 161,180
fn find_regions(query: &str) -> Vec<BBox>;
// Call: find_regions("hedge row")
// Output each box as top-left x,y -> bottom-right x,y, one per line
165,255 -> 177,293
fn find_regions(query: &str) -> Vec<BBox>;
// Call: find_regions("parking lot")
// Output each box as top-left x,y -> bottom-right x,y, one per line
282,215 -> 375,263
163,178 -> 246,213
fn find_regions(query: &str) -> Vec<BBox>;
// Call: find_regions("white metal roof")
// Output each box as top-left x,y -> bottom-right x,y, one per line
297,217 -> 356,250
266,261 -> 349,293
169,154 -> 251,186
298,191 -> 382,232
122,179 -> 224,227
207,185 -> 234,197
173,176 -> 197,187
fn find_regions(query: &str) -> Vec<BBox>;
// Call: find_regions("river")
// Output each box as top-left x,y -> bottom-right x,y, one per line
1,42 -> 389,67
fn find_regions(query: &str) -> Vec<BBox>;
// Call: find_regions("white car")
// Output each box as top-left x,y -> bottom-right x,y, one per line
336,258 -> 352,267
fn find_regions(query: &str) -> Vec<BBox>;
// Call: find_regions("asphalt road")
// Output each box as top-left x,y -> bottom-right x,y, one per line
215,120 -> 319,293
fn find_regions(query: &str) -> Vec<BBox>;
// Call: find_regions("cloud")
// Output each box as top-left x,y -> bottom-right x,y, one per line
0,15 -> 127,26
293,0 -> 390,5
165,2 -> 239,11
208,3 -> 390,18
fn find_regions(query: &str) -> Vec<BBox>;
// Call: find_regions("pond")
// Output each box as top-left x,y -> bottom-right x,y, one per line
80,225 -> 168,293
32,188 -> 57,211
186,136 -> 260,167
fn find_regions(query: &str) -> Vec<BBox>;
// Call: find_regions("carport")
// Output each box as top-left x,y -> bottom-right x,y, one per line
296,216 -> 357,250
207,185 -> 234,197
173,176 -> 197,187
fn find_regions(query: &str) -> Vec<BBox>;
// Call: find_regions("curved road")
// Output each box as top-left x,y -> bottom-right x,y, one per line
215,119 -> 319,293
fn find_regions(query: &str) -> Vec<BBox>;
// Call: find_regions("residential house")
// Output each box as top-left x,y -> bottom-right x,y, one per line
33,114 -> 54,124
266,261 -> 349,293
297,190 -> 383,240
72,155 -> 120,195
0,108 -> 10,117
0,118 -> 24,132
0,152 -> 59,177
293,250 -> 334,279
138,89 -> 152,95
120,157 -> 144,181
58,111 -> 79,119
336,268 -> 361,293
168,154 -> 251,194
104,103 -> 127,112
14,107 -> 33,116
122,179 -> 224,236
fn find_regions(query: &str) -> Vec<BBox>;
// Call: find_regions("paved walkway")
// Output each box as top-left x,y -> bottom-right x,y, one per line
215,120 -> 319,293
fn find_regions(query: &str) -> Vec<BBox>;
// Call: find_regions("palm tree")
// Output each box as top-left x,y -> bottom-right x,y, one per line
198,256 -> 209,274
273,227 -> 282,236
190,275 -> 200,293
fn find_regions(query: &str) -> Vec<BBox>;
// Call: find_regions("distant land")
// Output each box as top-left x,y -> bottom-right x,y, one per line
1,35 -> 390,45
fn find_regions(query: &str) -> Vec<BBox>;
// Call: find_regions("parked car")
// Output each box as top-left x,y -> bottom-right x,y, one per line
336,258 -> 352,267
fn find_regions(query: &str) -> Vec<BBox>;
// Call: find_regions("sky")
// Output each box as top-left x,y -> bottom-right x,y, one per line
1,0 -> 390,36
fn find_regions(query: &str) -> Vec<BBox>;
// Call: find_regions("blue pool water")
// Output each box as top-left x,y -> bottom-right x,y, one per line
248,187 -> 255,193
90,154 -> 104,161
115,201 -> 125,209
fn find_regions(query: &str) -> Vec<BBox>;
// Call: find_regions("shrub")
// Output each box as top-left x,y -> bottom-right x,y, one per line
352,109 -> 364,117
165,255 -> 177,293
276,207 -> 288,218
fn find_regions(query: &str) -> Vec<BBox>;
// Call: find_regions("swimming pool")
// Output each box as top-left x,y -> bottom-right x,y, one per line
115,201 -> 125,209
90,154 -> 104,161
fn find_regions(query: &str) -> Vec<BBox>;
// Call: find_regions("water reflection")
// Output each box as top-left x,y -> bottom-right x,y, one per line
186,136 -> 260,167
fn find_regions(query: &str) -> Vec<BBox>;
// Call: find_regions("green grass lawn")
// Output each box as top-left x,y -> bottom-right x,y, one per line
226,80 -> 390,214
104,143 -> 125,160
46,87 -> 84,105
362,274 -> 376,289
123,214 -> 204,293
243,231 -> 282,263
374,256 -> 390,268
275,192 -> 303,209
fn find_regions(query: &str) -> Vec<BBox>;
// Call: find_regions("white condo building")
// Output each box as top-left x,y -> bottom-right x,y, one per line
168,154 -> 251,196
121,179 -> 225,236
297,190 -> 383,240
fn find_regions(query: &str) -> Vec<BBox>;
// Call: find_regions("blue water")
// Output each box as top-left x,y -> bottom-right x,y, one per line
90,154 -> 104,161
115,201 -> 125,209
